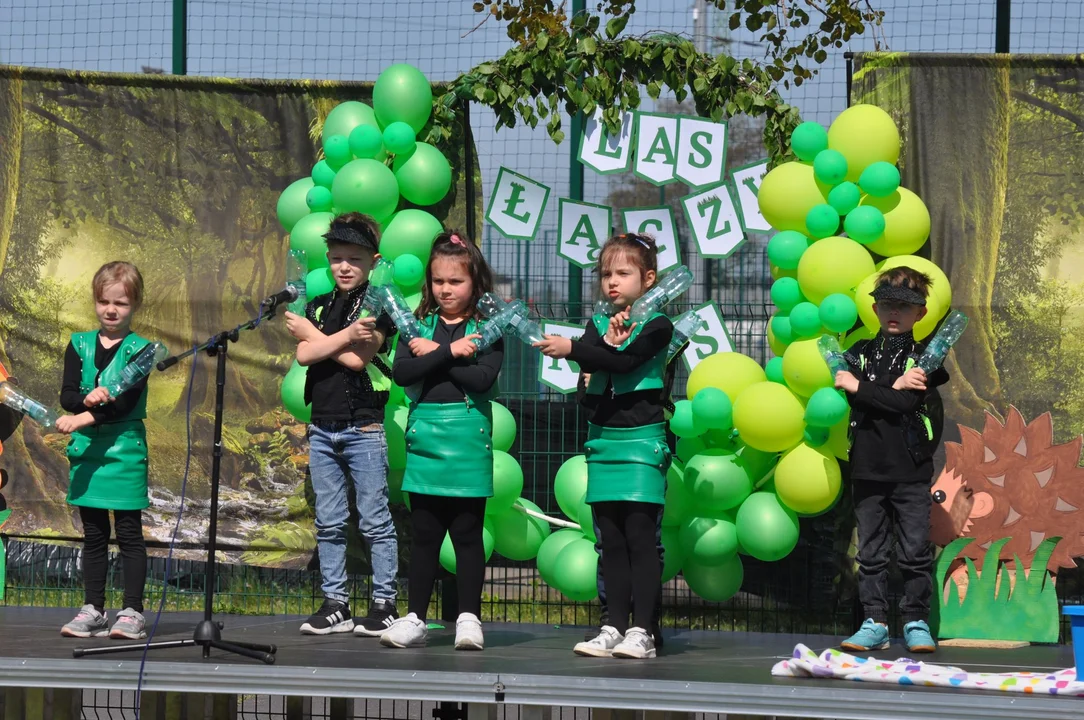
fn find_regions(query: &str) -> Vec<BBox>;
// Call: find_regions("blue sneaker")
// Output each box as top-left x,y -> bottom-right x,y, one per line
903,620 -> 936,653
841,618 -> 889,651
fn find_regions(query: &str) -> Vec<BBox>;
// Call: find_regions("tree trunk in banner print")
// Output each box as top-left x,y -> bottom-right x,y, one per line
906,57 -> 1011,429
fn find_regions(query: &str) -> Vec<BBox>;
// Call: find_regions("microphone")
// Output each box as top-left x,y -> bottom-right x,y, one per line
261,284 -> 301,309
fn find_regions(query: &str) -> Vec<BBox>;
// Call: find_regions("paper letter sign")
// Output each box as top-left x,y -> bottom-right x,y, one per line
578,109 -> 634,175
558,199 -> 611,268
633,112 -> 679,186
681,184 -> 746,259
485,167 -> 551,241
621,207 -> 680,273
680,303 -> 734,373
539,321 -> 586,393
730,159 -> 771,233
676,117 -> 728,188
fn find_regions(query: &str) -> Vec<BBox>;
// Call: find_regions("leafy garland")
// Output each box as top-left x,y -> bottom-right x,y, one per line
427,1 -> 883,164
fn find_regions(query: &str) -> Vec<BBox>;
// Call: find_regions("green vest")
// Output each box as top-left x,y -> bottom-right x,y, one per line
586,312 -> 667,396
71,331 -> 149,421
405,314 -> 499,406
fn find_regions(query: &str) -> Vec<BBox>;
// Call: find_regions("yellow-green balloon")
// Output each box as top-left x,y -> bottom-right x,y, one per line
552,537 -> 600,602
331,159 -> 400,223
879,254 -> 952,308
757,161 -> 831,233
384,404 -> 409,470
733,381 -> 805,452
289,212 -> 334,271
687,352 -> 767,403
861,188 -> 931,257
373,63 -> 434,133
491,402 -> 516,452
492,498 -> 550,561
487,450 -> 523,514
782,337 -> 833,398
683,554 -> 743,602
280,361 -> 311,423
536,528 -> 583,586
379,209 -> 443,263
662,462 -> 694,527
797,235 -> 875,304
554,455 -> 588,520
826,103 -> 901,182
323,101 -> 379,141
393,143 -> 453,207
775,442 -> 841,515
735,491 -> 800,562
660,525 -> 685,583
277,177 -> 315,233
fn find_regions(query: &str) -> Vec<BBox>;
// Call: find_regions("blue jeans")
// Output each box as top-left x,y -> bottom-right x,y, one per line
308,423 -> 399,603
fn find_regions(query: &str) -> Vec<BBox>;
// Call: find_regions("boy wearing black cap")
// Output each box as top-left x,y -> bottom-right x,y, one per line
833,266 -> 949,654
284,212 -> 400,637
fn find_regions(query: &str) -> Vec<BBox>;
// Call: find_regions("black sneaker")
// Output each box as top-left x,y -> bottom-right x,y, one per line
300,599 -> 354,635
353,599 -> 399,637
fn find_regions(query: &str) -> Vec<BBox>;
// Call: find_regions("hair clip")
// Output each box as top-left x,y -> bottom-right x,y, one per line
628,234 -> 651,249
449,234 -> 466,247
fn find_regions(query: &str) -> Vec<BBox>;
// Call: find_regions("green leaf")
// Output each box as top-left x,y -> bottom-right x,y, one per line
498,82 -> 514,101
662,47 -> 675,69
522,68 -> 535,86
647,80 -> 661,99
478,63 -> 497,75
693,77 -> 707,93
605,15 -> 629,39
551,129 -> 566,145
473,86 -> 488,102
537,33 -> 549,50
580,36 -> 598,55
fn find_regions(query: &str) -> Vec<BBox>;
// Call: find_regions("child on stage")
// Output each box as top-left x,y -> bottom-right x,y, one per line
835,266 -> 949,653
537,233 -> 673,660
382,232 -> 504,651
57,262 -> 153,640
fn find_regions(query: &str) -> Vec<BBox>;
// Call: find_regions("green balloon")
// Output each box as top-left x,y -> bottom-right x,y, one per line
554,455 -> 588,519
765,356 -> 786,385
578,501 -> 596,542
311,160 -> 337,189
393,143 -> 452,207
734,491 -> 799,562
819,294 -> 858,333
440,517 -> 496,573
683,554 -> 743,602
805,387 -> 850,428
662,462 -> 694,527
289,212 -> 334,271
384,404 -> 409,470
536,528 -> 583,586
827,181 -> 861,215
323,101 -> 379,141
770,277 -> 805,314
660,525 -> 685,582
305,267 -> 334,301
323,134 -> 353,170
492,498 -> 550,561
387,468 -> 405,505
770,314 -> 795,346
393,253 -> 424,290
812,148 -> 849,186
669,399 -> 704,438
379,209 -> 442,262
280,361 -> 311,423
683,448 -> 755,513
804,425 -> 830,448
767,230 -> 809,270
491,402 -> 516,453
858,161 -> 901,198
805,203 -> 841,239
789,302 -> 822,339
306,186 -> 333,212
790,121 -> 829,162
691,387 -> 733,432
551,537 -> 599,602
373,63 -> 434,133
680,515 -> 739,567
277,177 -> 315,233
486,450 -> 523,514
383,121 -> 418,156
331,159 -> 400,223
844,205 -> 886,244
349,125 -> 385,160
675,436 -> 706,464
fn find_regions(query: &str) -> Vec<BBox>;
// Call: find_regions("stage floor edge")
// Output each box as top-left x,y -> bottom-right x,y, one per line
0,608 -> 1079,720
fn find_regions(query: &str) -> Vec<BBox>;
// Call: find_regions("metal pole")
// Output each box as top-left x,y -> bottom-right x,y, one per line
463,101 -> 477,242
693,0 -> 713,305
995,0 -> 1010,53
172,0 -> 187,75
568,0 -> 586,320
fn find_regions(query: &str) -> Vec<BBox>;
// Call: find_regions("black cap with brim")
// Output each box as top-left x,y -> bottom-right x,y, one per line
324,225 -> 379,252
870,282 -> 927,306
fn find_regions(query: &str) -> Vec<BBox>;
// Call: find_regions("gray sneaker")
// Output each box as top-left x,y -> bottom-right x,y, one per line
109,608 -> 147,639
61,604 -> 109,638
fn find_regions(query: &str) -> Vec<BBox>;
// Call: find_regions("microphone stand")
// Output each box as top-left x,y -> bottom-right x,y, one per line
73,295 -> 293,664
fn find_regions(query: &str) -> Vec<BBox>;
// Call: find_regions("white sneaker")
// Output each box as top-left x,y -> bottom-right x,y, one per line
379,612 -> 428,648
573,625 -> 624,657
455,612 -> 484,651
612,627 -> 656,659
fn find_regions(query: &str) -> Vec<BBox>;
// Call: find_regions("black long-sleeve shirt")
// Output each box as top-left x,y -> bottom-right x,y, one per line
60,334 -> 148,423
392,318 -> 503,403
569,315 -> 673,428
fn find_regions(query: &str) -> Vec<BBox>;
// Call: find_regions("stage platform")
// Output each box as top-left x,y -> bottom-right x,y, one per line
0,607 -> 1079,720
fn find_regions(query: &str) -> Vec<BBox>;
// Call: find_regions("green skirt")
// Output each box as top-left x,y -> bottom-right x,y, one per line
402,402 -> 494,498
584,423 -> 669,505
67,420 -> 149,510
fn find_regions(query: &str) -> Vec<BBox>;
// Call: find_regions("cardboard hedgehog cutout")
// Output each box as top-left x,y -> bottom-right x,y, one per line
0,360 -> 19,601
930,407 -> 1082,643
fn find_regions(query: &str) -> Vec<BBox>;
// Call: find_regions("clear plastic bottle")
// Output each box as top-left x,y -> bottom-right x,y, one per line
102,343 -> 169,397
376,284 -> 424,342
0,382 -> 58,428
475,293 -> 545,349
360,258 -> 396,318
917,310 -> 969,373
629,265 -> 694,323
817,334 -> 850,376
286,249 -> 307,315
666,310 -> 707,363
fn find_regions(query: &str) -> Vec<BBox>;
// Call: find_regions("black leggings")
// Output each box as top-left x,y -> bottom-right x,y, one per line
407,494 -> 487,622
79,506 -> 147,613
593,501 -> 661,635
